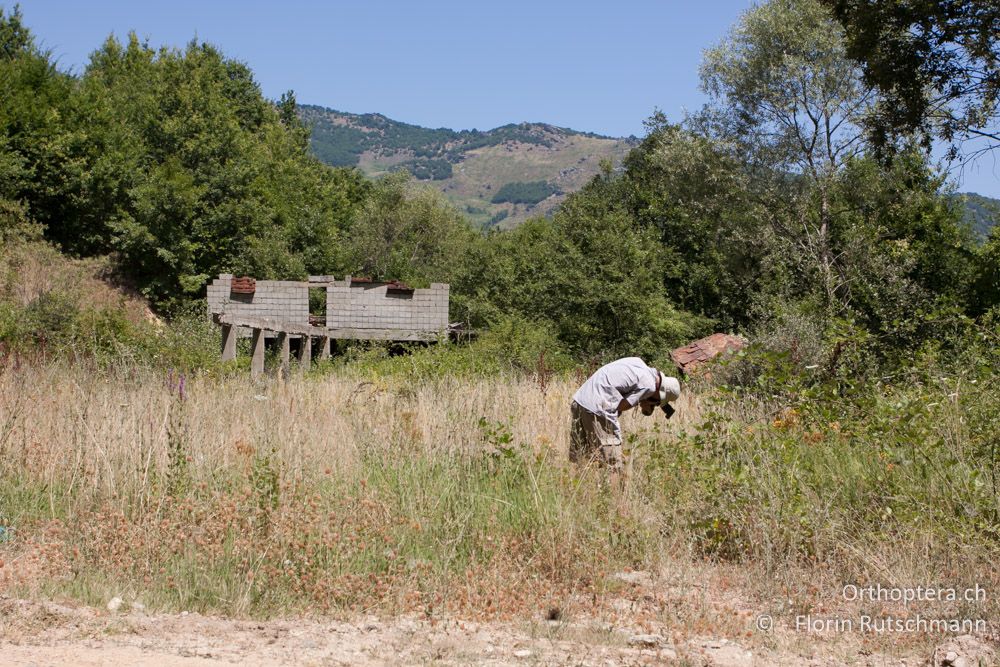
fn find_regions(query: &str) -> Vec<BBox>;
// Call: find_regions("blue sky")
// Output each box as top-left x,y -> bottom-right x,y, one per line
15,0 -> 1000,197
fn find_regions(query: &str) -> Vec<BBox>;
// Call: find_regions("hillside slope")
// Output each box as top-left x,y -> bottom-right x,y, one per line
300,105 -> 635,228
0,238 -> 155,328
301,105 -> 999,235
958,192 -> 1000,241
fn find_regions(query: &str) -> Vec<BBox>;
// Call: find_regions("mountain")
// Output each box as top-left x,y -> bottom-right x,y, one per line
958,192 -> 1000,242
301,105 -> 1000,236
300,105 -> 636,228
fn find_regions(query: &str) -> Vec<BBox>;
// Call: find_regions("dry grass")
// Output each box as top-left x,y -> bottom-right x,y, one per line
0,361 -> 696,496
0,361 -> 692,619
1,357 -> 998,659
0,240 -> 153,325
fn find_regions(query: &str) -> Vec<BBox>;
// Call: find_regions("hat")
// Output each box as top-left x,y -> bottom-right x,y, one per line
658,372 -> 681,404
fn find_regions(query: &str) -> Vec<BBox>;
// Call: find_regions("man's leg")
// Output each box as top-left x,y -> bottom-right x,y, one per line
570,402 -> 605,470
569,402 -> 587,463
599,440 -> 625,491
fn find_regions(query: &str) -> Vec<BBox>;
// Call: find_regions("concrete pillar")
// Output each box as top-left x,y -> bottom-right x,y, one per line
319,336 -> 331,360
221,324 -> 237,362
278,332 -> 290,377
298,335 -> 312,371
251,328 -> 265,376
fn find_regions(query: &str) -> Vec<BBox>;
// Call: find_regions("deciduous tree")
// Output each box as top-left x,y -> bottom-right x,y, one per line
823,0 -> 1000,160
698,0 -> 875,311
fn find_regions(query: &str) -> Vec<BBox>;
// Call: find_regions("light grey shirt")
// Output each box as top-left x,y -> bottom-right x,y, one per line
572,357 -> 659,439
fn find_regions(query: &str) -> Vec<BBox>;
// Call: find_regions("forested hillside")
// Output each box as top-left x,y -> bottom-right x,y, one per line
300,105 -> 634,228
959,192 -> 1000,240
302,105 -> 998,234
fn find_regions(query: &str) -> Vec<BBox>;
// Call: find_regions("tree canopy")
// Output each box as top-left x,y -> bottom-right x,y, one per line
1,1 -> 996,363
823,0 -> 1000,160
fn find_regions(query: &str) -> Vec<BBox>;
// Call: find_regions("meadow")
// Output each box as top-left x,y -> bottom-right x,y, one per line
2,347 -> 997,642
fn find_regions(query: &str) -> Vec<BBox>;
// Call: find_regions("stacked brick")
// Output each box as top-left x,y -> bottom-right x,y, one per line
230,277 -> 256,294
326,279 -> 448,333
207,274 -> 309,325
670,333 -> 746,374
207,274 -> 449,335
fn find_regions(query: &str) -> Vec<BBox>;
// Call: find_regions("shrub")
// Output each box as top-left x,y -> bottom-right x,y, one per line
490,181 -> 559,205
337,315 -> 574,381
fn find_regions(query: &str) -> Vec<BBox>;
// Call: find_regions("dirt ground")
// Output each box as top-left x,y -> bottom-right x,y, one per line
3,565 -> 976,667
0,602 -> 738,666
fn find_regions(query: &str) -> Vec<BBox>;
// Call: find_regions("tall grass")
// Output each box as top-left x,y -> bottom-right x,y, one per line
1,350 -> 998,627
0,362 -> 665,617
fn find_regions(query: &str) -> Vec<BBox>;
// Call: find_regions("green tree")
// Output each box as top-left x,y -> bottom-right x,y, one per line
826,150 -> 975,344
347,173 -> 475,286
237,122 -> 369,281
454,174 -> 704,358
0,5 -> 77,242
276,89 -> 310,151
68,35 -> 274,302
0,4 -> 30,58
971,230 -> 1000,316
698,0 -> 875,312
822,0 -> 1000,159
617,116 -> 776,328
607,0 -> 977,358
44,33 -> 368,307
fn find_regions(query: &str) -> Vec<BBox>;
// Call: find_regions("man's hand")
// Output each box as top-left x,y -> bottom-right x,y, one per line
622,397 -> 660,416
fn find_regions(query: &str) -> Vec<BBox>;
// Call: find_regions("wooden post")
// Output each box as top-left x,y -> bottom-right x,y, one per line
319,336 -> 331,360
298,334 -> 312,371
251,328 -> 265,376
220,323 -> 237,362
278,332 -> 290,378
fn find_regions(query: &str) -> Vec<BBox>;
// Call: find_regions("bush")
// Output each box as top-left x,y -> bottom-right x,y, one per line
490,181 -> 559,205
141,304 -> 222,373
633,328 -> 1000,565
336,315 -> 574,381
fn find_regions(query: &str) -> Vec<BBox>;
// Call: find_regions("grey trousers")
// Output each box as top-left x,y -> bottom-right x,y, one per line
569,401 -> 623,471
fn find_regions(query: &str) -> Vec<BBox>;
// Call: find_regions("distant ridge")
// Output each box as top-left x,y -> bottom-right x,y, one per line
300,105 -> 997,235
957,192 -> 1000,242
299,105 -> 635,228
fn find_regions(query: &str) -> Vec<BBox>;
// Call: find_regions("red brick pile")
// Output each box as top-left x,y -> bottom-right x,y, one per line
671,333 -> 745,374
230,277 -> 256,295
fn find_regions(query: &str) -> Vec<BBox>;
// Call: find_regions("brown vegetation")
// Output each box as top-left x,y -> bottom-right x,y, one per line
1,359 -> 997,664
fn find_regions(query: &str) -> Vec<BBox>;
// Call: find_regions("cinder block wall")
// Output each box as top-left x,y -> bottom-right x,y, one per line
206,274 -> 309,325
326,279 -> 449,332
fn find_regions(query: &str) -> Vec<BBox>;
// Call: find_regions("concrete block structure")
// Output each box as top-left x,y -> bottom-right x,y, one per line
326,278 -> 449,332
207,274 -> 450,374
207,274 -> 310,327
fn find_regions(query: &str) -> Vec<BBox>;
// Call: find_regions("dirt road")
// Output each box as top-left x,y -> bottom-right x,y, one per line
2,563 -> 976,666
2,591 -> 952,666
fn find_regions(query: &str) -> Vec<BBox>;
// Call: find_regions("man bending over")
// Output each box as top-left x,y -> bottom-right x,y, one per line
570,357 -> 680,486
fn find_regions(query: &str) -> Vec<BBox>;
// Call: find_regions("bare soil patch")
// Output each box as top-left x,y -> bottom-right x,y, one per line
0,564 -> 957,666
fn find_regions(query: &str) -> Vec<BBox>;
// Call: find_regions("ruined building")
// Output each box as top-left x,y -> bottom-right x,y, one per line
206,274 -> 450,373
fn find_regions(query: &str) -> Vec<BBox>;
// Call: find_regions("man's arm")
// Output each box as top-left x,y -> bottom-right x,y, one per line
619,371 -> 659,414
618,385 -> 657,415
